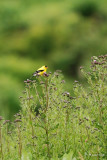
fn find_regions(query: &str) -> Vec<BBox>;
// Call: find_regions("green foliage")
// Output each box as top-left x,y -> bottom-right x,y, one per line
0,55 -> 106,159
0,6 -> 28,33
0,0 -> 107,66
0,74 -> 21,120
28,31 -> 55,58
73,0 -> 100,18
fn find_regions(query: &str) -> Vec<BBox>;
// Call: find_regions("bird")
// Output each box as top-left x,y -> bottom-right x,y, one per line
32,65 -> 48,76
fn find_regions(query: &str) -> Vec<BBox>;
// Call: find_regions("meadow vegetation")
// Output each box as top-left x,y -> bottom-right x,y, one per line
0,55 -> 106,160
0,0 -> 107,119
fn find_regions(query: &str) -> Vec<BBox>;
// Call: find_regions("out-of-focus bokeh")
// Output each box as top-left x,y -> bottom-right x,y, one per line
0,0 -> 107,119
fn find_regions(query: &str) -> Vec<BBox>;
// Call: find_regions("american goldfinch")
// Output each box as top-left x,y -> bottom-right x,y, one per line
33,65 -> 48,76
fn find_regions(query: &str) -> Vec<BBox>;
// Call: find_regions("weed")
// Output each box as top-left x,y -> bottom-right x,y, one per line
0,55 -> 107,159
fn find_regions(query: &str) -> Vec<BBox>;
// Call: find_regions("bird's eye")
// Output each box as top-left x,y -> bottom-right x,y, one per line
45,65 -> 47,67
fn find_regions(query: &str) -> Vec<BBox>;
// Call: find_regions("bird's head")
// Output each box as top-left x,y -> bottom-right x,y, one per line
45,65 -> 48,69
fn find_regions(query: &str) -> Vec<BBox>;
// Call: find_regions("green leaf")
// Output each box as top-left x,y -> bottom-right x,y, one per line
62,151 -> 74,160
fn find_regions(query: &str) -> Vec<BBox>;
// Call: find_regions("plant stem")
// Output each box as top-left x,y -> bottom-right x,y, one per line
45,78 -> 50,160
46,128 -> 50,160
28,84 -> 34,146
6,124 -> 9,153
17,124 -> 22,160
0,123 -> 3,160
45,78 -> 49,111
65,104 -> 69,152
33,82 -> 41,105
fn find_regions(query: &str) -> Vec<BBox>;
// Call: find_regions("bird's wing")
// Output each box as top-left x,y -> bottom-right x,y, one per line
35,70 -> 44,73
38,66 -> 45,71
33,69 -> 44,76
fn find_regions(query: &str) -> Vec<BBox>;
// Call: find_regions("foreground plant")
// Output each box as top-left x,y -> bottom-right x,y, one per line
0,55 -> 107,160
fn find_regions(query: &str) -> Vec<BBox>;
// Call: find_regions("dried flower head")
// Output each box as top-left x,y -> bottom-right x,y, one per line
43,72 -> 49,77
80,66 -> 84,70
0,116 -> 3,121
24,79 -> 32,83
14,119 -> 22,123
3,120 -> 10,125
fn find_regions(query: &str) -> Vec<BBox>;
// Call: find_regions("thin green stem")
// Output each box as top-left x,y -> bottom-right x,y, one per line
0,124 -> 3,160
44,78 -> 50,160
17,123 -> 22,160
28,84 -> 34,146
6,124 -> 9,153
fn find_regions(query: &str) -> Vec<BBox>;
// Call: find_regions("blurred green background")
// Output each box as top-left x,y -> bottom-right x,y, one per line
0,0 -> 107,120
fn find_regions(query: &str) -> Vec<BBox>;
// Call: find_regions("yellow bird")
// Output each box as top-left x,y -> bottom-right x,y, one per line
33,65 -> 48,76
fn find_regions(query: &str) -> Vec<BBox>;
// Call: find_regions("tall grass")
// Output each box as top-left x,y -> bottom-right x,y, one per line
0,55 -> 107,160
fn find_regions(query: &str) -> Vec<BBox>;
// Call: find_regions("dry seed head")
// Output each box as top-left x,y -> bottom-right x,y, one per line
87,72 -> 91,75
69,96 -> 73,99
52,83 -> 55,86
0,116 -> 3,121
98,56 -> 103,58
80,66 -> 84,70
56,70 -> 62,72
32,80 -> 36,83
19,96 -> 23,99
40,81 -> 45,84
27,79 -> 32,83
104,54 -> 107,57
43,72 -> 49,77
63,106 -> 67,108
54,87 -> 57,91
72,97 -> 76,99
54,72 -> 59,77
93,61 -> 99,65
16,113 -> 21,116
94,128 -> 98,131
74,80 -> 79,83
61,80 -> 65,83
3,120 -> 10,125
75,107 -> 80,109
14,113 -> 21,117
63,100 -> 70,103
63,91 -> 70,97
14,119 -> 22,123
32,135 -> 37,139
22,91 -> 26,94
24,79 -> 32,83
27,96 -> 33,100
